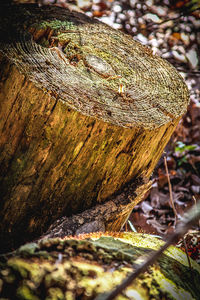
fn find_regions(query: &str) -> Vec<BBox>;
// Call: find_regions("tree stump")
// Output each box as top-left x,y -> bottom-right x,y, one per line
0,4 -> 189,251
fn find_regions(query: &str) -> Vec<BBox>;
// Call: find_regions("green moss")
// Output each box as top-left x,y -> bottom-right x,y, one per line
1,234 -> 200,299
18,242 -> 39,255
64,291 -> 74,300
45,266 -> 66,288
46,287 -> 65,300
35,20 -> 76,31
7,259 -> 28,279
155,269 -> 194,300
17,285 -> 39,300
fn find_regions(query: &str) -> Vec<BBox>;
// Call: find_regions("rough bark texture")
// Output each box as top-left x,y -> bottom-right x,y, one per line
0,233 -> 200,300
39,179 -> 153,240
0,4 -> 189,251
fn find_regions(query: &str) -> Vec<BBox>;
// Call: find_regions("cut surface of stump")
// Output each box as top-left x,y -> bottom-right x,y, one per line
0,4 -> 189,251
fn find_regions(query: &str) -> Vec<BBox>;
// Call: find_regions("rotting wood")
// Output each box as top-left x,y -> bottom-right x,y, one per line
0,4 -> 189,251
0,232 -> 200,300
40,179 -> 152,239
96,202 -> 200,300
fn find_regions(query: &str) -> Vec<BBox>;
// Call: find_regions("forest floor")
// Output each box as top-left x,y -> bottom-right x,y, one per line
16,0 -> 200,263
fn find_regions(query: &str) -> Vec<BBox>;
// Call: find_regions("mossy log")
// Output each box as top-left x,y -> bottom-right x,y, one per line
0,4 -> 189,251
0,232 -> 200,300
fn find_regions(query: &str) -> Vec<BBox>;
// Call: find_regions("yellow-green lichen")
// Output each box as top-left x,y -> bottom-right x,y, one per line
17,285 -> 39,300
46,287 -> 65,300
35,20 -> 76,31
147,267 -> 195,300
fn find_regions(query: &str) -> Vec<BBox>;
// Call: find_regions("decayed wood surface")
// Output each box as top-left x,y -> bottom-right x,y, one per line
0,233 -> 200,300
40,179 -> 152,239
0,4 -> 189,251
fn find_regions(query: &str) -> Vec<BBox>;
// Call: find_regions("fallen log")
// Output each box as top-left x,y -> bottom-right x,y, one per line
1,194 -> 200,299
0,232 -> 200,300
0,4 -> 189,251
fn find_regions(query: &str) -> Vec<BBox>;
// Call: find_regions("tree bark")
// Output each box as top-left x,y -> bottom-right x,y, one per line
0,4 -> 189,251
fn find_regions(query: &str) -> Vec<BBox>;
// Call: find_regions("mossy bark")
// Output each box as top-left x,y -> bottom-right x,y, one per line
0,4 -> 189,251
0,233 -> 200,300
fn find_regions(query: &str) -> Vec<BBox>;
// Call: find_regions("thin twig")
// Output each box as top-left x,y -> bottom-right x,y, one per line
128,220 -> 137,232
164,156 -> 178,224
182,235 -> 194,283
146,14 -> 184,30
146,7 -> 200,32
182,236 -> 192,270
193,195 -> 200,227
95,203 -> 200,300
